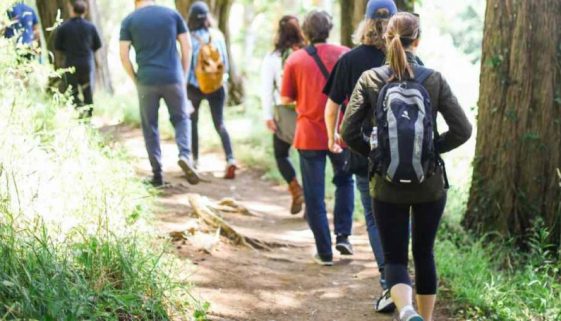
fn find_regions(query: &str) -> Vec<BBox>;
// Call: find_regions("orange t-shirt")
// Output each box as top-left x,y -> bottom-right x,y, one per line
281,44 -> 350,150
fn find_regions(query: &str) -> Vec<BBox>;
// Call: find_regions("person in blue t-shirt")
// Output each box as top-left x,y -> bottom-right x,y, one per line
55,0 -> 102,117
120,0 -> 200,187
185,1 -> 236,179
4,1 -> 40,58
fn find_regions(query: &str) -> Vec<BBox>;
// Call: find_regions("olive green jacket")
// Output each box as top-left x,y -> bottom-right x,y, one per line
341,55 -> 473,204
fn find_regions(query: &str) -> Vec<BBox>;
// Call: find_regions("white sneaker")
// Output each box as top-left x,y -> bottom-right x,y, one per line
312,254 -> 333,266
374,289 -> 396,313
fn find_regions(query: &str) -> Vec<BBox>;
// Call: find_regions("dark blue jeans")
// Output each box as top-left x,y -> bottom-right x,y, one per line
188,85 -> 234,163
274,134 -> 296,183
298,150 -> 354,260
356,174 -> 387,289
137,83 -> 192,177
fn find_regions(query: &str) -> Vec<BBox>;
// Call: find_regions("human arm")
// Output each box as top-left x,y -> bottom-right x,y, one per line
340,74 -> 373,157
92,26 -> 102,52
325,99 -> 343,153
119,41 -> 136,83
260,53 -> 279,132
32,11 -> 40,44
54,26 -> 64,52
177,32 -> 192,79
434,73 -> 473,153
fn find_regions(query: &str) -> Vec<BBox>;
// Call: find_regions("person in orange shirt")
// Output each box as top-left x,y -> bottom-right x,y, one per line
281,10 -> 352,266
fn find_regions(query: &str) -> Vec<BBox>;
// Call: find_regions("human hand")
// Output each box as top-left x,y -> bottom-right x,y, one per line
265,119 -> 277,133
328,135 -> 343,154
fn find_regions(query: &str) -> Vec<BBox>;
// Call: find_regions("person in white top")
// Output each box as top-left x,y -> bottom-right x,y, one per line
260,15 -> 306,215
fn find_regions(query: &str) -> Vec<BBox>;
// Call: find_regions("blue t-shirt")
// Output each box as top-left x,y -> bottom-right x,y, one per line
4,3 -> 39,45
120,5 -> 188,86
189,28 -> 229,88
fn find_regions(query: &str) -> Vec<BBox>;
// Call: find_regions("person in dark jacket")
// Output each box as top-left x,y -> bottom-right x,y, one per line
341,12 -> 472,321
55,0 -> 101,117
323,0 -> 397,313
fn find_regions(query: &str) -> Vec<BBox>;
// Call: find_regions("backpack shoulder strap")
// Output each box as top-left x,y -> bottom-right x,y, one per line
412,66 -> 434,84
305,45 -> 330,80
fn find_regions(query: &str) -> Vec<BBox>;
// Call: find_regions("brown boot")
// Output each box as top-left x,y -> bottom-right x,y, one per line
288,179 -> 304,215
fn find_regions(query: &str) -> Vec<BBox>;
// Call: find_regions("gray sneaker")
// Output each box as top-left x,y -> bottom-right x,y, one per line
178,157 -> 201,185
400,309 -> 423,321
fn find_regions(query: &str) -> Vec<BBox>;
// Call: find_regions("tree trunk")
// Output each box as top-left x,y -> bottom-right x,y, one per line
175,0 -> 245,105
395,0 -> 415,12
464,0 -> 561,249
339,0 -> 367,48
35,0 -> 113,93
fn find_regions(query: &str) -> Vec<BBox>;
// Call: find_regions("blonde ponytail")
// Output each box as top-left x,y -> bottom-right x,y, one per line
385,12 -> 420,81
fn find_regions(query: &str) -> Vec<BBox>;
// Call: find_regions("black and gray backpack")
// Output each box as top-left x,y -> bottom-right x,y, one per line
371,65 -> 448,187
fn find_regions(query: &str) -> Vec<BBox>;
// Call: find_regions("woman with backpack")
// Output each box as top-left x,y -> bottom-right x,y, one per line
260,15 -> 306,215
341,12 -> 472,321
187,1 -> 236,179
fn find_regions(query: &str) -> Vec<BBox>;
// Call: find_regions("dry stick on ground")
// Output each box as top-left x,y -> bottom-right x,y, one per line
187,193 -> 291,251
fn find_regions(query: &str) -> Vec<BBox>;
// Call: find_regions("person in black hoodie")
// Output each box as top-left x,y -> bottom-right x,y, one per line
55,0 -> 102,117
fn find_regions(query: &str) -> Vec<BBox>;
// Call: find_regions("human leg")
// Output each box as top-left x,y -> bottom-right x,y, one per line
187,85 -> 203,163
299,150 -> 331,261
328,151 -> 354,254
411,196 -> 447,321
356,174 -> 386,287
208,87 -> 234,163
273,134 -> 296,183
137,84 -> 162,179
76,64 -> 94,117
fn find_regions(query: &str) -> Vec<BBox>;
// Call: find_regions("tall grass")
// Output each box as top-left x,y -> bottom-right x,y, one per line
0,29 -> 203,320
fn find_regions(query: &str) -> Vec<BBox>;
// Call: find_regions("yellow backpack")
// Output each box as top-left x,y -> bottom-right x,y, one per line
193,32 -> 224,94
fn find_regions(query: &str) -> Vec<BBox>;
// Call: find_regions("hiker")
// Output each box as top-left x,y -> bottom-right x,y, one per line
260,15 -> 306,215
55,0 -> 102,118
3,1 -> 40,59
322,0 -> 408,313
120,0 -> 200,187
186,1 -> 236,179
341,12 -> 472,321
280,10 -> 353,266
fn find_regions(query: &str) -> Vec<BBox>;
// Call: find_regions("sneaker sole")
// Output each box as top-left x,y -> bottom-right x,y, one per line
335,243 -> 354,255
407,317 -> 424,321
312,256 -> 334,266
178,159 -> 200,185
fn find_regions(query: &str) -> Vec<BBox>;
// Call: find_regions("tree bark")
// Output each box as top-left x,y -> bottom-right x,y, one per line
175,0 -> 245,105
464,0 -> 561,249
35,0 -> 113,93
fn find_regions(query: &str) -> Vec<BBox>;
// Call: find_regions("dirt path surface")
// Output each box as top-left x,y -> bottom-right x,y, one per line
107,125 -> 452,321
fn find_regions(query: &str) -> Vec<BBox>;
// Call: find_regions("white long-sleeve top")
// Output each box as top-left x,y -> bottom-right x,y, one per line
260,51 -> 283,121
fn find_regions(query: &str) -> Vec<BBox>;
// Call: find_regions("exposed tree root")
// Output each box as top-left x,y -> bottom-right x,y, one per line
187,193 -> 293,251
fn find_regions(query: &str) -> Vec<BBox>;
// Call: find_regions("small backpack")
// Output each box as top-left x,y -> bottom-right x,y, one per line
371,65 -> 446,186
193,32 -> 224,94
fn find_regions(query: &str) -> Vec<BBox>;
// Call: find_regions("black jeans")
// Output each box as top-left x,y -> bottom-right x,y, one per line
273,134 -> 296,183
65,63 -> 94,117
373,196 -> 447,295
187,85 -> 234,162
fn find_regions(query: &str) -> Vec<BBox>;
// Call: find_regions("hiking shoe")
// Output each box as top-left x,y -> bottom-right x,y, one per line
312,254 -> 333,266
374,289 -> 396,313
335,236 -> 354,255
144,175 -> 164,188
224,163 -> 237,179
288,179 -> 304,215
178,157 -> 200,185
400,309 -> 423,321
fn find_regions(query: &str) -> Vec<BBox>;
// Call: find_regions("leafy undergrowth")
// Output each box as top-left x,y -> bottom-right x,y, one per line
0,34 -> 206,320
437,202 -> 561,320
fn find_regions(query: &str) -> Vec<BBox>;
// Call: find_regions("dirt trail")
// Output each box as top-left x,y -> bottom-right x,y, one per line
107,125 -> 453,321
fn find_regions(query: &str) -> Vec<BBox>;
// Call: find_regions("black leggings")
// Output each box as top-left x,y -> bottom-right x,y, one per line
273,135 -> 296,183
373,196 -> 446,295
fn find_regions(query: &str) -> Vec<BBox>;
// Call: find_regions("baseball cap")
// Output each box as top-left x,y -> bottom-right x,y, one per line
189,1 -> 210,20
365,0 -> 398,19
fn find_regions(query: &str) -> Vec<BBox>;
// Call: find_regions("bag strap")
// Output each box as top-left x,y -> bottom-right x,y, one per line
305,45 -> 330,80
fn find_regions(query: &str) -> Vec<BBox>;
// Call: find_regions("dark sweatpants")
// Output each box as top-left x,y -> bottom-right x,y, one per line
373,196 -> 446,295
65,63 -> 94,117
273,134 -> 296,184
